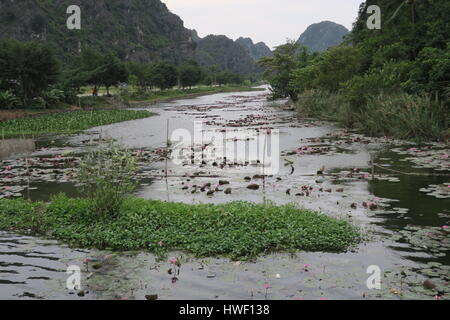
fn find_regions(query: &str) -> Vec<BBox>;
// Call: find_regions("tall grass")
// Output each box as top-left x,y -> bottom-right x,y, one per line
296,90 -> 341,120
355,93 -> 448,140
296,90 -> 448,140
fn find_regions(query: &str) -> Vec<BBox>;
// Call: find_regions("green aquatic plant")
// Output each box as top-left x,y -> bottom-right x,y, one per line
0,109 -> 153,138
0,195 -> 361,260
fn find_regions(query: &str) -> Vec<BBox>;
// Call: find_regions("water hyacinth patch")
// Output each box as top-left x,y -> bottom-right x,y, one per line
0,110 -> 154,138
0,195 -> 361,261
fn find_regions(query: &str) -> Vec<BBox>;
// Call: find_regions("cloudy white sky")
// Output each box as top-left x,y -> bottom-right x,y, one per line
163,0 -> 365,48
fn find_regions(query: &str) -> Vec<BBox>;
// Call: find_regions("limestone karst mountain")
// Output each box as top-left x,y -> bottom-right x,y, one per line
297,21 -> 349,52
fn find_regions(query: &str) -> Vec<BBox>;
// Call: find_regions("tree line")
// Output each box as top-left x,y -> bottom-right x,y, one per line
0,39 -> 251,110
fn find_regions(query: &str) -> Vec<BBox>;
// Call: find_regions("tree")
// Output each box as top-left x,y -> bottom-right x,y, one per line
128,62 -> 153,91
179,62 -> 202,89
149,63 -> 178,90
259,41 -> 311,101
0,39 -> 59,107
71,48 -> 128,95
203,65 -> 221,86
98,54 -> 128,96
311,46 -> 364,92
385,0 -> 420,26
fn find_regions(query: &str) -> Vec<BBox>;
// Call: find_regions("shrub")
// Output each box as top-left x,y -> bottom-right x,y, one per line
312,46 -> 364,93
0,90 -> 20,109
78,141 -> 140,217
341,62 -> 413,112
41,87 -> 66,108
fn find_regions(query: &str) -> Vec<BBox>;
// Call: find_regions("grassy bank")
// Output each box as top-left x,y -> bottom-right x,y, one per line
296,90 -> 449,141
124,85 -> 265,106
1,85 -> 264,122
0,109 -> 154,138
0,195 -> 360,260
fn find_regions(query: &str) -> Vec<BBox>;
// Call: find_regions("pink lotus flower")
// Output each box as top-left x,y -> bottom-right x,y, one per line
425,232 -> 431,237
435,295 -> 442,300
444,154 -> 449,159
303,264 -> 309,271
264,283 -> 270,290
443,226 -> 449,229
170,258 -> 178,264
83,258 -> 90,264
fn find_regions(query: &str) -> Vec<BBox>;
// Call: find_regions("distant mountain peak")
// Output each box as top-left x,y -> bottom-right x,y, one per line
235,37 -> 272,60
297,21 -> 349,52
195,34 -> 260,75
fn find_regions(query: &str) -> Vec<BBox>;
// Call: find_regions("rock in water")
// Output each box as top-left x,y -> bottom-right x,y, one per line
247,184 -> 260,190
423,279 -> 436,290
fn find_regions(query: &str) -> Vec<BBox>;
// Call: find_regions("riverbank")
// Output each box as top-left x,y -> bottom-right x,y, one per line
295,90 -> 449,142
0,195 -> 361,261
124,85 -> 266,107
0,110 -> 154,138
0,85 -> 263,123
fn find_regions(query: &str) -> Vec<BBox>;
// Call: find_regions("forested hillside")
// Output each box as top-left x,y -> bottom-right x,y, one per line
261,0 -> 449,140
0,0 -> 196,64
0,0 -> 265,75
195,35 -> 261,75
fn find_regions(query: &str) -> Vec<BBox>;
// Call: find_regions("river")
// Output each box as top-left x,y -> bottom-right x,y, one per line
0,86 -> 449,300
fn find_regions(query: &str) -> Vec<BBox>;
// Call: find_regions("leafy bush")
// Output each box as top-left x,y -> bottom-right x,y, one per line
78,141 -> 140,217
41,87 -> 66,108
0,90 -> 20,109
340,62 -> 411,113
311,46 -> 364,93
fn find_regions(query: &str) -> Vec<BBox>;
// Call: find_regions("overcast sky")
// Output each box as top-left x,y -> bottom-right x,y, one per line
163,0 -> 365,49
